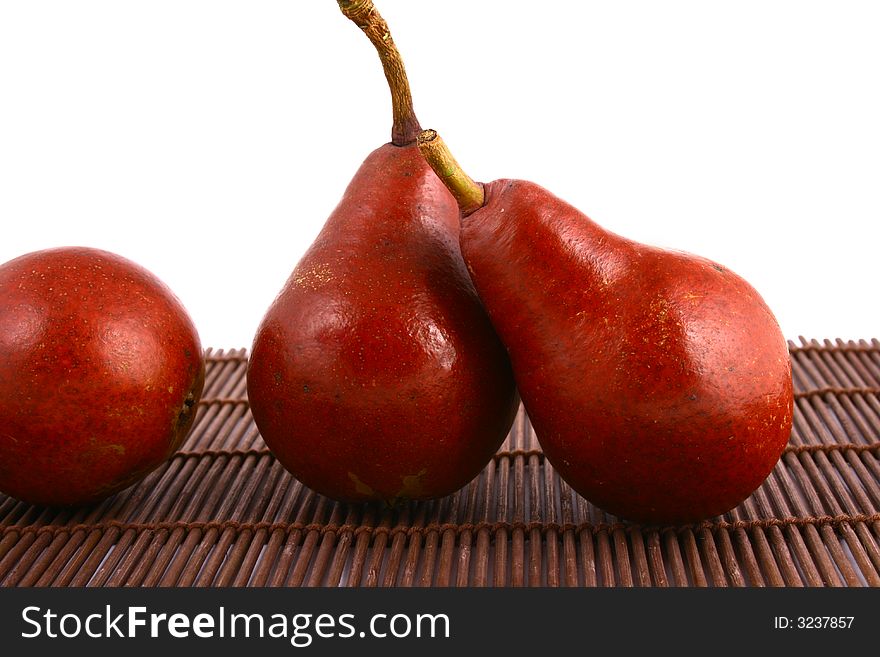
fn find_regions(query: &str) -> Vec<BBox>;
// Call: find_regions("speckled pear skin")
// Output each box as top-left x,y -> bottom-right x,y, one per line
460,179 -> 793,524
0,247 -> 206,507
247,144 -> 519,503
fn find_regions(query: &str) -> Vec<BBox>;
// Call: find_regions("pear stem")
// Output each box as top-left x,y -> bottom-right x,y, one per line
417,130 -> 485,216
337,0 -> 421,146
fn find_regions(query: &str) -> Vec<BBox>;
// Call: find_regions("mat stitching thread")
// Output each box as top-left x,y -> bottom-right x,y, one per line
197,398 -> 250,407
172,448 -> 273,460
794,387 -> 880,399
169,442 -> 880,461
786,444 -> 880,454
5,512 -> 880,541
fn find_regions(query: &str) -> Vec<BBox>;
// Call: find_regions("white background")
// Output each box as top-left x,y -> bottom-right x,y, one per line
1,1 -> 878,349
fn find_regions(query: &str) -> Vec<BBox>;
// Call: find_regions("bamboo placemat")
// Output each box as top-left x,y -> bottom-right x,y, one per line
1,339 -> 879,587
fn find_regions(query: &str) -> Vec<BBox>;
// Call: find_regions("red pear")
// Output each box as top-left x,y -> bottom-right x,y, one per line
0,247 -> 205,506
245,2 -> 518,503
419,130 -> 793,524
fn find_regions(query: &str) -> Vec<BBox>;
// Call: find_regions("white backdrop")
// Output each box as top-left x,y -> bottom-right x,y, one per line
1,1 -> 878,349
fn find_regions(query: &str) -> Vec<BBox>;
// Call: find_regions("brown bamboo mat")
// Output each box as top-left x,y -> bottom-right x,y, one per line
1,339 -> 879,587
